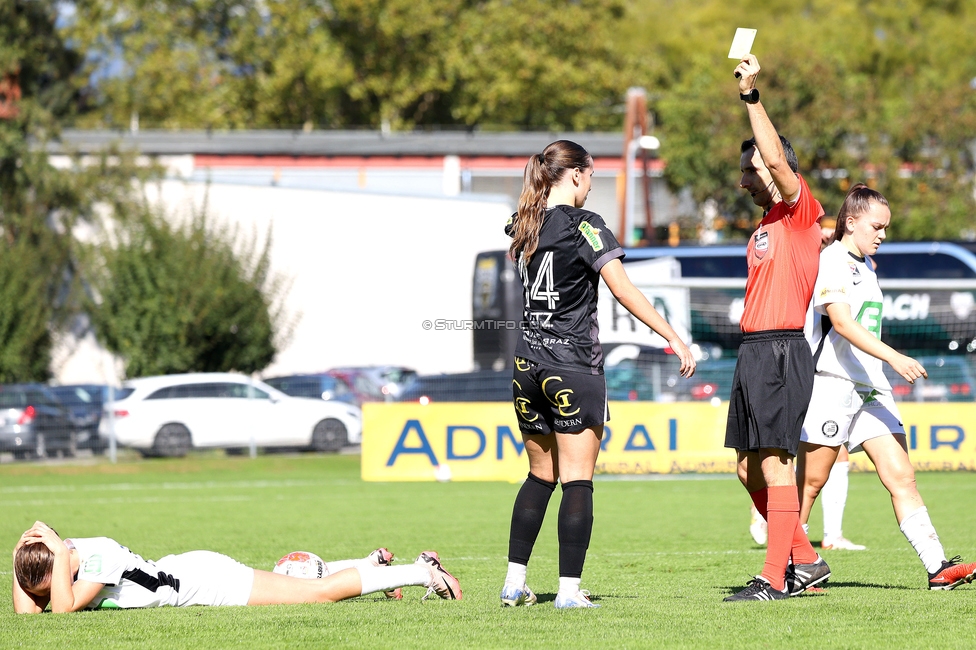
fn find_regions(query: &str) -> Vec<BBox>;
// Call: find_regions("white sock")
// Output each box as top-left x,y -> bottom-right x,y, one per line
326,557 -> 371,575
357,564 -> 430,596
899,506 -> 947,574
821,461 -> 849,540
557,577 -> 581,596
504,562 -> 527,587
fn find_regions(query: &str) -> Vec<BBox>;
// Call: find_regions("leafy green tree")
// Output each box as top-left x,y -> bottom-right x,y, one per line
64,0 -> 630,130
631,0 -> 976,239
61,0 -> 976,239
447,0 -> 628,130
0,0 -> 145,381
85,201 -> 291,378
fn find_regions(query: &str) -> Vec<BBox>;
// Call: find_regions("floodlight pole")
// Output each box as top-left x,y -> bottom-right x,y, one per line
619,88 -> 659,246
624,134 -> 660,247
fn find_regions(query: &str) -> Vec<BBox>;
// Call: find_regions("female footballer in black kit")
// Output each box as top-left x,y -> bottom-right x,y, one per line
500,140 -> 696,609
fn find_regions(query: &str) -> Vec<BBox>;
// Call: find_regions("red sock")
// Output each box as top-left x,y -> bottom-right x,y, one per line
749,488 -> 768,520
762,486 -> 798,591
791,513 -> 819,565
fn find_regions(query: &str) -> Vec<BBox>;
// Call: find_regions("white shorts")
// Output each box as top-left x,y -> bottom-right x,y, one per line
801,374 -> 904,453
155,551 -> 255,607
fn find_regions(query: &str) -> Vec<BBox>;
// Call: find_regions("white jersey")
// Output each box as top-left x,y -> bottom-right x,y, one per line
68,537 -> 181,609
806,241 -> 890,390
67,537 -> 253,609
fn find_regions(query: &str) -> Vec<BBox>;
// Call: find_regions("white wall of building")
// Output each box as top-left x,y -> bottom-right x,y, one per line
61,181 -> 511,380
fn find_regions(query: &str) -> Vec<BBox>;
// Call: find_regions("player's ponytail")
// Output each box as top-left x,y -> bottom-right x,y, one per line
510,140 -> 592,265
833,183 -> 889,244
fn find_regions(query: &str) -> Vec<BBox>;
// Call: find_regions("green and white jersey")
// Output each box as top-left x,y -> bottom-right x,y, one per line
806,241 -> 890,390
68,537 -> 181,609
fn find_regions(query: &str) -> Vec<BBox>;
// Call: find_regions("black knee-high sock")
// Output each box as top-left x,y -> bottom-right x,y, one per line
508,473 -> 557,565
558,479 -> 594,578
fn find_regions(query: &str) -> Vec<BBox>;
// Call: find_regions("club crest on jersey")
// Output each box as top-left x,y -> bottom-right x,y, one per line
847,261 -> 863,285
754,230 -> 769,259
822,420 -> 839,438
578,221 -> 604,252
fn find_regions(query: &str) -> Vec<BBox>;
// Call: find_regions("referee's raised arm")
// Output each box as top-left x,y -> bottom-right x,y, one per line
735,54 -> 799,204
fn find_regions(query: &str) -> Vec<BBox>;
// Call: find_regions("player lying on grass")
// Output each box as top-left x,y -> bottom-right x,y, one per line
12,521 -> 461,613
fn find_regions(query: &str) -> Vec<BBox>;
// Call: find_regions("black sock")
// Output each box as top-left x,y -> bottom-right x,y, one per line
558,479 -> 594,579
507,473 -> 557,565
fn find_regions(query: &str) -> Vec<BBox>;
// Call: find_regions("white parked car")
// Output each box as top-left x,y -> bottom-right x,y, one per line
99,373 -> 362,457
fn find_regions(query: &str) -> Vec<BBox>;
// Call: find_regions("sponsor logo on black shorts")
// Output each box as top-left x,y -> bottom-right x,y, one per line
822,420 -> 840,438
554,417 -> 584,429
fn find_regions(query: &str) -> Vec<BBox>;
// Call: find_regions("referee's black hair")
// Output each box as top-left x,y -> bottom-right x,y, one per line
511,140 -> 592,265
831,183 -> 889,245
740,136 -> 799,173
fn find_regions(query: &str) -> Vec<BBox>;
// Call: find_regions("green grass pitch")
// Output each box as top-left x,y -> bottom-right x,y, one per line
1,453 -> 974,649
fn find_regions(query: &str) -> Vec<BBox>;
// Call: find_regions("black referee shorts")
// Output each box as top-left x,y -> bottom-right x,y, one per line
512,357 -> 609,434
724,330 -> 814,456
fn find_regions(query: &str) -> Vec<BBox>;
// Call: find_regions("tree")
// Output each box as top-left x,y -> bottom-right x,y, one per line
85,200 -> 292,378
64,0 -> 631,130
0,0 -> 145,381
631,0 -> 976,238
60,0 -> 976,239
447,0 -> 628,130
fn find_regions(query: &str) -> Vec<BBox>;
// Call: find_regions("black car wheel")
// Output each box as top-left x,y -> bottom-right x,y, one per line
151,424 -> 192,457
310,419 -> 347,452
13,433 -> 45,461
56,431 -> 78,458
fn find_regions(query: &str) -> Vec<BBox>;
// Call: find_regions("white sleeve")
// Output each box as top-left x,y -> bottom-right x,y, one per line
812,251 -> 852,315
74,538 -> 130,585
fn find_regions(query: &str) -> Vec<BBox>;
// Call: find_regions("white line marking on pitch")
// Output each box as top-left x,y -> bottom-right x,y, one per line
0,479 -> 353,495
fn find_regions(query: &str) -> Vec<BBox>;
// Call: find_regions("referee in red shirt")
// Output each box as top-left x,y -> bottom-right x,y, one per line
723,55 -> 829,601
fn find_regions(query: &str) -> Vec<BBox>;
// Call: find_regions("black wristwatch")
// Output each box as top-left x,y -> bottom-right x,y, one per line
740,88 -> 760,104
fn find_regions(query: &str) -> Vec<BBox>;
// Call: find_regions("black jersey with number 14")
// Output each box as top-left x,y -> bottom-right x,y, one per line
505,206 -> 624,375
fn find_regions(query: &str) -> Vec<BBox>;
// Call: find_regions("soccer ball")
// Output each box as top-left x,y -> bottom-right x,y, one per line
434,463 -> 452,482
273,551 -> 328,579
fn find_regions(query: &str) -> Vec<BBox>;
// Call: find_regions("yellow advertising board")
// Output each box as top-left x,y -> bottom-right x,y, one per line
361,402 -> 976,482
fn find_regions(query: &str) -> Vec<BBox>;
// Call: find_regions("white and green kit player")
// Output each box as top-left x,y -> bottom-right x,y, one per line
797,184 -> 976,591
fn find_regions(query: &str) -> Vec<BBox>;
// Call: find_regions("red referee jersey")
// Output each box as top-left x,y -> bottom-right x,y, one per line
740,174 -> 823,333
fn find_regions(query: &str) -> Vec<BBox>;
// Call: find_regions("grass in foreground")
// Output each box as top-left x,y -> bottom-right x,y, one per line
0,453 -> 974,649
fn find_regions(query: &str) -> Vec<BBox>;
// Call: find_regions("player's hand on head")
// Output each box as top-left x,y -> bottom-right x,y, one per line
23,521 -> 65,553
735,54 -> 760,93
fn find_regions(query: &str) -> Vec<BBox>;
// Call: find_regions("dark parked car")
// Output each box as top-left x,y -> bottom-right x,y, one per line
48,384 -> 113,453
674,358 -> 739,402
329,366 -> 419,401
263,374 -> 359,406
884,356 -> 976,402
0,384 -> 77,459
398,370 -> 513,403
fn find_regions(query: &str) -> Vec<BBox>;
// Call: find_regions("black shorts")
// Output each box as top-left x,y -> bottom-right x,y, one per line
724,330 -> 814,456
512,357 -> 609,434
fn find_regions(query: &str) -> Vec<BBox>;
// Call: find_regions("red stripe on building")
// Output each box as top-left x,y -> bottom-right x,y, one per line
193,154 -> 665,173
